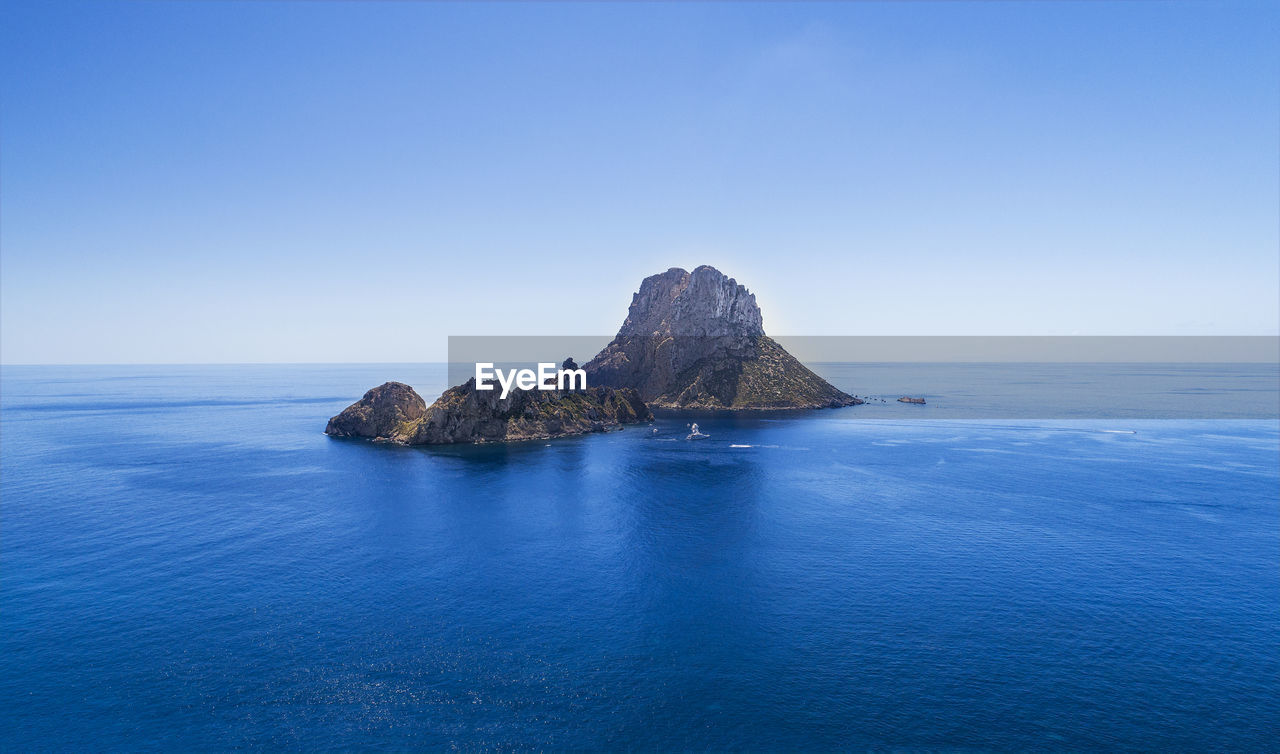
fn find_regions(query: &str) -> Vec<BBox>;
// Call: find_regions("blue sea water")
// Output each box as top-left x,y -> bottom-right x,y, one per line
1,364 -> 1278,751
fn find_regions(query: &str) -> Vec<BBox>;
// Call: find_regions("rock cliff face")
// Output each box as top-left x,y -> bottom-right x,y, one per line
325,379 -> 651,445
585,266 -> 860,409
617,266 -> 764,339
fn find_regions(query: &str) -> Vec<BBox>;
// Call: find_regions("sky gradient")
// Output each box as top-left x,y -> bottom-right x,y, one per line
2,0 -> 1277,363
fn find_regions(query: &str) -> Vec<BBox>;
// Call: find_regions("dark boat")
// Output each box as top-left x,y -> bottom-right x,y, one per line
898,396 -> 926,405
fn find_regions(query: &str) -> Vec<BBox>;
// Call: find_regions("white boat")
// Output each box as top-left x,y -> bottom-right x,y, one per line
686,422 -> 710,440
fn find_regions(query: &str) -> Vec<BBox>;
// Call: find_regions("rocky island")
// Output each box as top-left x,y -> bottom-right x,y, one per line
326,265 -> 858,445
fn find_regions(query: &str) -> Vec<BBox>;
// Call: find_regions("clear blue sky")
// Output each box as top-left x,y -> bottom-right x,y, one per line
2,0 -> 1276,363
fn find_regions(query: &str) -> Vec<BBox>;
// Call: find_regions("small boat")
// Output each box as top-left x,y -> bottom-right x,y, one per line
686,422 -> 710,440
898,396 -> 926,405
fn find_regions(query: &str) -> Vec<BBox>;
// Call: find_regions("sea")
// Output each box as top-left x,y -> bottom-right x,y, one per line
2,363 -> 1277,751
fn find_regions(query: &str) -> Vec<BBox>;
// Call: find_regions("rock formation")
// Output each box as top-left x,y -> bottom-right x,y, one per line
584,265 -> 860,409
326,378 -> 651,445
325,381 -> 426,439
327,265 -> 858,446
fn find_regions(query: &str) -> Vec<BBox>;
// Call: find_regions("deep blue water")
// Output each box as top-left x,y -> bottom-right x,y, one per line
2,364 -> 1278,751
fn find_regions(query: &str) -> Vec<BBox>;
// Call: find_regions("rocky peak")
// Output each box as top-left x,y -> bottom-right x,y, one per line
617,265 -> 764,338
584,266 -> 858,409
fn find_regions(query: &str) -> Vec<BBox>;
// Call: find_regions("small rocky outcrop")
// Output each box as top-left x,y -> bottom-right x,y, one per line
584,265 -> 860,409
325,378 -> 651,445
325,381 -> 427,439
